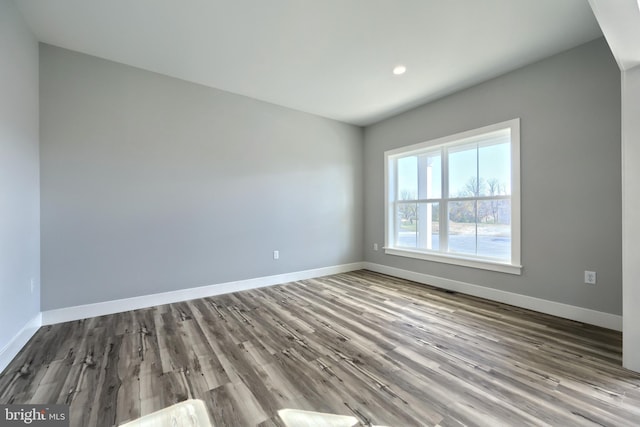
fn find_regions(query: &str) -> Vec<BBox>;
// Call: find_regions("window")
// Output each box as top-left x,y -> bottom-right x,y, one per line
384,119 -> 521,274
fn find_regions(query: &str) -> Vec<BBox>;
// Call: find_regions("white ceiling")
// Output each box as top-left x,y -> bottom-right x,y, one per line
14,0 -> 603,126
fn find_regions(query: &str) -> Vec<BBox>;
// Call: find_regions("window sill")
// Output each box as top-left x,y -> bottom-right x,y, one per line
384,247 -> 522,275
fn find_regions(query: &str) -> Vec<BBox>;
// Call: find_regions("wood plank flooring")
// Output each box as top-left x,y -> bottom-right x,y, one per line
1,270 -> 640,426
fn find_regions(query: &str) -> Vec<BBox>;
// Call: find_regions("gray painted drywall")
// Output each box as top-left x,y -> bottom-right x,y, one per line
364,38 -> 622,315
40,44 -> 363,310
622,65 -> 640,370
0,0 -> 40,349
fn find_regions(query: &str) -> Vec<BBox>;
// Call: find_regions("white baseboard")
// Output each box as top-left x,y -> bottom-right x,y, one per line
41,262 -> 364,325
9,260 -> 620,374
0,313 -> 42,374
363,262 -> 622,331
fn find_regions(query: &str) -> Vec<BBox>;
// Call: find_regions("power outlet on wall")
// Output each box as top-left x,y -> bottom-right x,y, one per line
30,278 -> 35,294
273,250 -> 279,260
373,243 -> 379,251
584,271 -> 597,285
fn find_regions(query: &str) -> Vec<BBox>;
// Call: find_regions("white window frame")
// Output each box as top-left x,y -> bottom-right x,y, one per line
384,118 -> 522,275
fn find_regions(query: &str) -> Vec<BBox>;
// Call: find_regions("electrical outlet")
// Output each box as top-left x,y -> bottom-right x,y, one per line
273,250 -> 279,260
373,243 -> 379,251
30,278 -> 35,294
584,271 -> 596,285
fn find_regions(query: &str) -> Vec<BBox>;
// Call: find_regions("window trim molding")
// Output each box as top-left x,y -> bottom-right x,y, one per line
384,118 -> 521,275
384,247 -> 523,275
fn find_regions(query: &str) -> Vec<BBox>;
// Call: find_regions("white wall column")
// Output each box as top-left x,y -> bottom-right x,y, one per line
622,65 -> 640,372
417,155 -> 432,249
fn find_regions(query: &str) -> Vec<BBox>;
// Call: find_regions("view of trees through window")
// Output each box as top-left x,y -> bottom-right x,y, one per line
393,134 -> 512,260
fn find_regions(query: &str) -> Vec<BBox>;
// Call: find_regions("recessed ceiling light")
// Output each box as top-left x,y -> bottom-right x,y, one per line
393,65 -> 406,75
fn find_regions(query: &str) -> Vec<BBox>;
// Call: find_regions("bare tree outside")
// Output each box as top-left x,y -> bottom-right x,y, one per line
450,177 -> 508,225
398,190 -> 417,226
487,178 -> 503,224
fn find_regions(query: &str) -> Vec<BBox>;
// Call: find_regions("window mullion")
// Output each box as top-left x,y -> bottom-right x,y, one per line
448,195 -> 510,202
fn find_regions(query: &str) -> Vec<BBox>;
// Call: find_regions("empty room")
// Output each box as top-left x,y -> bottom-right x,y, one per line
2,0 -> 640,426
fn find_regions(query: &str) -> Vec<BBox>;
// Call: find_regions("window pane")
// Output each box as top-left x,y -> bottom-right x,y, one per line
397,156 -> 417,200
448,200 -> 476,255
477,200 -> 511,259
479,142 -> 510,196
417,203 -> 439,250
449,144 -> 478,197
418,153 -> 441,199
396,202 -> 417,247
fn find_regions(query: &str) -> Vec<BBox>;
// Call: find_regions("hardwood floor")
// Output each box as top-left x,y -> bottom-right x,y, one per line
1,270 -> 640,426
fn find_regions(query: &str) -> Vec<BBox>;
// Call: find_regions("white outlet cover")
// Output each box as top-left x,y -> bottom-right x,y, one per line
584,271 -> 596,284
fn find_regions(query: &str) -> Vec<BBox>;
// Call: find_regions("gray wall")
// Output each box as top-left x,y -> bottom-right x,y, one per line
40,45 -> 363,310
0,0 -> 40,348
364,38 -> 622,314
